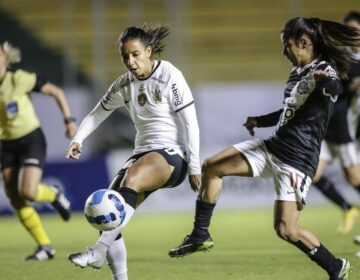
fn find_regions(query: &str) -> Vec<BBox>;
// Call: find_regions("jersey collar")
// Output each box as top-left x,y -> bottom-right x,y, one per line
295,58 -> 320,75
133,60 -> 161,81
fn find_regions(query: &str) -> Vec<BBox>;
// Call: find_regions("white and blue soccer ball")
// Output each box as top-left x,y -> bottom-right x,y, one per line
84,189 -> 126,231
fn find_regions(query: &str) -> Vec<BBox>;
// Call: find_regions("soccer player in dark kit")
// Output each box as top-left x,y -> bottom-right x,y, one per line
169,17 -> 360,280
312,11 -> 360,236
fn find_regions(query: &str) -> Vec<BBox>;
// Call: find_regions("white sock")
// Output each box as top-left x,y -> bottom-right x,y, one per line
98,203 -> 135,247
107,237 -> 128,280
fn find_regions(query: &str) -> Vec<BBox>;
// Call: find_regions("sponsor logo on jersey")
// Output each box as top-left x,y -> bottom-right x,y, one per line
23,158 -> 40,165
152,88 -> 162,103
120,77 -> 134,88
138,93 -> 147,106
279,105 -> 296,125
151,75 -> 165,84
297,81 -> 309,94
102,91 -> 112,105
171,83 -> 183,106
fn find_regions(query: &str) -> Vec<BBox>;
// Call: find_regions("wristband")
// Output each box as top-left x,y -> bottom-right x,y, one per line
64,116 -> 76,124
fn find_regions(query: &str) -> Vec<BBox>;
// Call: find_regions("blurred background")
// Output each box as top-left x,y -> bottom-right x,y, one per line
0,0 -> 359,214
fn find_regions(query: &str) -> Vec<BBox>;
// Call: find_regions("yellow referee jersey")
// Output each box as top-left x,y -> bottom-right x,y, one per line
0,69 -> 41,140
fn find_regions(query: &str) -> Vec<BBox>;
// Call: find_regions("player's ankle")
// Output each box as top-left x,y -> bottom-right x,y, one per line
191,228 -> 209,239
96,241 -> 110,253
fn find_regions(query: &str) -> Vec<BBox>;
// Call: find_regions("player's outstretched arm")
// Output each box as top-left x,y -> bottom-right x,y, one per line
40,82 -> 78,139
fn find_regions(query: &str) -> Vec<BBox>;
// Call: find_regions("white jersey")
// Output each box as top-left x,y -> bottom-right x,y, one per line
73,60 -> 201,174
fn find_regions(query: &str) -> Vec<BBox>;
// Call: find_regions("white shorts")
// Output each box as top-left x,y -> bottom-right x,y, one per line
233,139 -> 311,205
320,141 -> 360,167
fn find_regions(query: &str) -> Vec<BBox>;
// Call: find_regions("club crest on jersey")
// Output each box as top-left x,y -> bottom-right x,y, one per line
6,101 -> 18,117
152,88 -> 162,103
297,81 -> 309,95
138,93 -> 147,106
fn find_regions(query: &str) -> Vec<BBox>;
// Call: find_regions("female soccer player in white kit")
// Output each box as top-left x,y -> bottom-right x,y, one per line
66,25 -> 201,280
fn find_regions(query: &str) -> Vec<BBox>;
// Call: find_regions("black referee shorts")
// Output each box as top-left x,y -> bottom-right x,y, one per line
0,127 -> 47,170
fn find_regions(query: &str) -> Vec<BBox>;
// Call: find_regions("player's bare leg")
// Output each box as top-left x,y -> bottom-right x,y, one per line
313,160 -> 359,235
274,201 -> 352,279
69,152 -> 172,269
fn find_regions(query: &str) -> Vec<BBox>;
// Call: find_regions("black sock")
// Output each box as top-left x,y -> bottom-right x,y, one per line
191,199 -> 216,238
293,242 -> 341,277
314,177 -> 352,210
119,187 -> 138,209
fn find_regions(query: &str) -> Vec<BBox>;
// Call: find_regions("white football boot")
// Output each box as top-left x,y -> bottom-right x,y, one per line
68,244 -> 108,269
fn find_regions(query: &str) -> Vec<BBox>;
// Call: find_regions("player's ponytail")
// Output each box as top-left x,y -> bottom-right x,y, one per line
282,17 -> 360,79
118,24 -> 170,57
0,41 -> 21,66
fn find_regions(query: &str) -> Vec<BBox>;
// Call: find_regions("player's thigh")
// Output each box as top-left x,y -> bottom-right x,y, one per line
313,158 -> 328,183
124,152 -> 172,192
344,164 -> 360,186
203,146 -> 253,177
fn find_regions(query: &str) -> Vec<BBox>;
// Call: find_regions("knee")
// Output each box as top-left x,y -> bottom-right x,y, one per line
19,187 -> 37,201
274,222 -> 298,242
202,158 -> 222,178
4,191 -> 25,209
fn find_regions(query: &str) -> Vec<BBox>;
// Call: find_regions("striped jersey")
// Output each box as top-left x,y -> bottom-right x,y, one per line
259,59 -> 343,177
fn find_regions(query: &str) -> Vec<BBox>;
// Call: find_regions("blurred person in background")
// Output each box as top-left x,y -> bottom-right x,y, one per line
0,42 -> 77,260
66,25 -> 201,280
169,17 -> 360,280
336,11 -> 360,256
312,11 -> 360,236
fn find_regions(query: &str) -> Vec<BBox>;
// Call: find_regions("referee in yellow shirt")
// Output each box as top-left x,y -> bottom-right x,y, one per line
0,41 -> 78,260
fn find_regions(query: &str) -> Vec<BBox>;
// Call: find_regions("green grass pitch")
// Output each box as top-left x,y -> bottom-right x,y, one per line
0,206 -> 359,280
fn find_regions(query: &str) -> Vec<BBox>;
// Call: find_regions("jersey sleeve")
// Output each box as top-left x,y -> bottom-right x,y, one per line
15,70 -> 37,93
177,103 -> 201,175
100,78 -> 126,111
315,63 -> 343,100
168,69 -> 194,112
32,75 -> 48,92
255,109 -> 283,127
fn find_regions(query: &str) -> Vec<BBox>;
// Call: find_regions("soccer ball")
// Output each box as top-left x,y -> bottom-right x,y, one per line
84,189 -> 126,231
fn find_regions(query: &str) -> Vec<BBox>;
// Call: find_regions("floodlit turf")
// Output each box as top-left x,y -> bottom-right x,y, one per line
0,206 -> 359,280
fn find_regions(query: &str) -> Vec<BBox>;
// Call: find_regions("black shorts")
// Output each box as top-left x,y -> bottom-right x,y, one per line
117,148 -> 188,197
0,127 -> 47,170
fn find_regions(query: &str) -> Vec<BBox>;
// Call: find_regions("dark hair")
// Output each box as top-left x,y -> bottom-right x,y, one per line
118,25 -> 170,56
281,17 -> 360,79
343,11 -> 360,24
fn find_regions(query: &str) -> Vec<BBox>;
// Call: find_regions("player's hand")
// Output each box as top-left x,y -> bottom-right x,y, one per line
243,117 -> 257,136
66,142 -> 82,159
65,122 -> 78,139
350,77 -> 360,91
189,174 -> 201,192
313,70 -> 330,81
